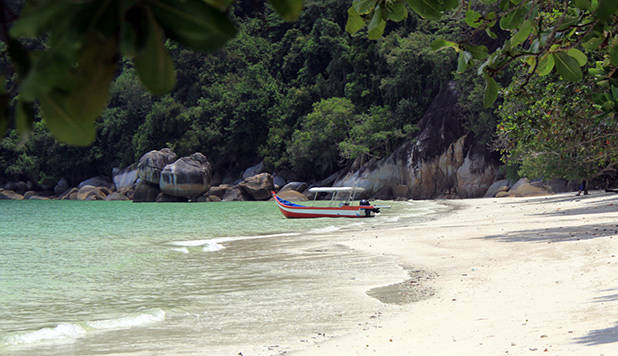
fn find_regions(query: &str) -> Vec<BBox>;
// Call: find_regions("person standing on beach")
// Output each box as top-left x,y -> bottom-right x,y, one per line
576,179 -> 588,196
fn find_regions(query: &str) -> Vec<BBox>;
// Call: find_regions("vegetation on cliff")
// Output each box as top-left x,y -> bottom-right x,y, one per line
0,0 -> 616,189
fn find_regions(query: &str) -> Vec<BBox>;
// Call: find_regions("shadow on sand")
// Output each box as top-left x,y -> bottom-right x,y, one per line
574,322 -> 618,346
481,223 -> 618,243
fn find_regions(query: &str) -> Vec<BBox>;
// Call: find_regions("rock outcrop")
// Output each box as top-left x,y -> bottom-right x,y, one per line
238,173 -> 274,200
113,165 -> 138,190
76,185 -> 108,200
222,186 -> 249,201
54,178 -> 69,195
275,190 -> 308,201
280,181 -> 308,193
133,182 -> 160,202
105,192 -> 130,201
333,82 -> 499,200
78,176 -> 113,189
159,153 -> 212,199
0,189 -> 24,200
137,148 -> 177,185
484,179 -> 510,198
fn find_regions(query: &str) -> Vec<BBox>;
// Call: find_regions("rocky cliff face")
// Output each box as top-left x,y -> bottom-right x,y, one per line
334,82 -> 498,199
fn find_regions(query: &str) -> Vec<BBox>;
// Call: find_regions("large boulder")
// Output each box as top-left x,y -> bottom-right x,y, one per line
275,190 -> 308,202
137,148 -> 177,185
206,184 -> 232,199
238,173 -> 274,200
155,193 -> 188,202
78,176 -> 113,189
509,181 -> 550,197
54,178 -> 69,195
105,192 -> 130,201
76,185 -> 107,200
59,187 -> 79,200
159,152 -> 213,199
113,164 -> 138,190
222,186 -> 249,201
280,181 -> 308,193
132,182 -> 160,202
4,181 -> 27,193
484,179 -> 511,198
242,162 -> 264,180
0,189 -> 24,200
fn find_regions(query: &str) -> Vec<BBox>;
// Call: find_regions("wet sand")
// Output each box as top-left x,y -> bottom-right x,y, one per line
293,192 -> 618,355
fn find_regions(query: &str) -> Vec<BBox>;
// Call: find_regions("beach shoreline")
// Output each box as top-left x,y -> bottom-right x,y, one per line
292,192 -> 618,355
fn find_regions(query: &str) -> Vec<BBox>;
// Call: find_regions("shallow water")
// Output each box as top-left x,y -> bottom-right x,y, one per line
0,199 -> 446,355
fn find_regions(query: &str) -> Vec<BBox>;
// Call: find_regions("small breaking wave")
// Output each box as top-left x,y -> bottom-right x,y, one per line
3,309 -> 166,347
3,323 -> 87,346
87,309 -> 166,330
167,232 -> 301,252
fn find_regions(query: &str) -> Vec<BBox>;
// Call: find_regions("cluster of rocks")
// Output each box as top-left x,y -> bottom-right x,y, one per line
483,177 -> 571,198
0,148 -> 308,203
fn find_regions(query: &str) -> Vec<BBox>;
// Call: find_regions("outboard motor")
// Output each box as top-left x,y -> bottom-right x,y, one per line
359,199 -> 372,216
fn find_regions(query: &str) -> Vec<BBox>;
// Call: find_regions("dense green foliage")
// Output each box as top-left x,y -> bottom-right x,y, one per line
0,0 -> 461,187
1,0 -> 616,190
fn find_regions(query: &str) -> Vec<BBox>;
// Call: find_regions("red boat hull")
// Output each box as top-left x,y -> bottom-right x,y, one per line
272,192 -> 377,218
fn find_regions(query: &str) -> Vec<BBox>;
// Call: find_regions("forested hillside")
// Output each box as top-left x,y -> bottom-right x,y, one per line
0,0 -> 616,190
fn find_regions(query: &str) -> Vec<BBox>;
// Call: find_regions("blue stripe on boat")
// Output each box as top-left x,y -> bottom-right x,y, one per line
276,195 -> 305,207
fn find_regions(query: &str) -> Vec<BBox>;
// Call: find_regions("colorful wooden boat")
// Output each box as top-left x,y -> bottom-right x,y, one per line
272,187 -> 383,218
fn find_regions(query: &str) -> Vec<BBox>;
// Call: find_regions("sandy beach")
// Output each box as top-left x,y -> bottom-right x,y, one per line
294,192 -> 618,356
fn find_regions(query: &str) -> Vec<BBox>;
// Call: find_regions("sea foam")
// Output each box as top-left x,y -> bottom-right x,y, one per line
3,310 -> 166,347
4,323 -> 87,346
87,309 -> 166,330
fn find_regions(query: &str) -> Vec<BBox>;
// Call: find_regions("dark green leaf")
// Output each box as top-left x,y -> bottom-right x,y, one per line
406,0 -> 440,19
430,39 -> 458,51
554,52 -> 583,81
485,27 -> 498,39
16,100 -> 34,139
511,20 -> 532,47
483,74 -> 498,107
499,6 -> 527,30
595,0 -> 618,22
353,0 -> 375,15
134,8 -> 176,95
536,53 -> 555,76
40,35 -> 117,146
346,6 -> 365,34
575,0 -> 591,10
457,51 -> 472,73
367,6 -> 386,40
466,44 -> 488,60
386,1 -> 408,22
10,0 -> 67,38
567,48 -> 587,66
465,10 -> 483,28
268,0 -> 304,21
151,0 -> 237,51
444,0 -> 459,10
204,0 -> 234,11
610,41 -> 618,65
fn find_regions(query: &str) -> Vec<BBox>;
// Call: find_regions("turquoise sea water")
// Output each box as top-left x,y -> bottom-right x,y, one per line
0,199 -> 445,355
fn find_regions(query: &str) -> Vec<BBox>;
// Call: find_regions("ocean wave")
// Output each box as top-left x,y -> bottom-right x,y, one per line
3,310 -> 166,347
3,323 -> 87,346
309,225 -> 342,234
167,232 -> 301,252
87,309 -> 166,330
171,247 -> 190,254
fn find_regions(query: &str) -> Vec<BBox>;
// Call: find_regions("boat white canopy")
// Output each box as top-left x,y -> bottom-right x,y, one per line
308,187 -> 365,193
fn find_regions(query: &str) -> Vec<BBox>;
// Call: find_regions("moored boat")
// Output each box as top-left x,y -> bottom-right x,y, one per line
272,187 -> 385,218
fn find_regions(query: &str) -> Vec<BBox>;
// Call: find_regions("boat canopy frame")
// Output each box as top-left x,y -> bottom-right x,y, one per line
307,187 -> 365,205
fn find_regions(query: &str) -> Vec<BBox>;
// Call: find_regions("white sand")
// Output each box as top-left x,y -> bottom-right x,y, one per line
294,192 -> 618,355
